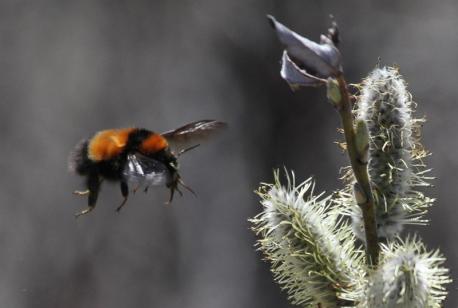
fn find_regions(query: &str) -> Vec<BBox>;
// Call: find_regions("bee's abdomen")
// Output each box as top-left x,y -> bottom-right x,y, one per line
68,139 -> 92,175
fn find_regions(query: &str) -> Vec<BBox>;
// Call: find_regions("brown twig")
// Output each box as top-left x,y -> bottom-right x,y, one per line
335,75 -> 380,266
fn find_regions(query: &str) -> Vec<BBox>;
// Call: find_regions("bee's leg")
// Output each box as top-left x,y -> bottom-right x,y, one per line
175,186 -> 183,197
165,182 -> 182,204
165,186 -> 175,204
178,178 -> 197,197
116,181 -> 129,212
73,189 -> 89,196
75,175 -> 101,218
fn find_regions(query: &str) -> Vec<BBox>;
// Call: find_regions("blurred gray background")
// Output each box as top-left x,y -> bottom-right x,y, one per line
0,0 -> 456,307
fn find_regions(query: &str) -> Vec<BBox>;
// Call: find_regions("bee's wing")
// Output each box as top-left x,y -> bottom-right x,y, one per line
123,153 -> 171,187
161,120 -> 227,153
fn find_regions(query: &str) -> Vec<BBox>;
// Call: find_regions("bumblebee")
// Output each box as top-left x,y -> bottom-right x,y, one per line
68,120 -> 226,217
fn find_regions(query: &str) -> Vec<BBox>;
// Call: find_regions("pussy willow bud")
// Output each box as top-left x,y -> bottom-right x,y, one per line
353,182 -> 367,205
354,119 -> 369,164
327,77 -> 341,107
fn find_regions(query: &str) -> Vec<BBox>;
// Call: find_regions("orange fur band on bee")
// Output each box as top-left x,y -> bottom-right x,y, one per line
139,133 -> 168,154
88,128 -> 135,161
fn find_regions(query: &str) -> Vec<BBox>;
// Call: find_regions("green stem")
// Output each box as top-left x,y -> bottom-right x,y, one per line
335,75 -> 379,266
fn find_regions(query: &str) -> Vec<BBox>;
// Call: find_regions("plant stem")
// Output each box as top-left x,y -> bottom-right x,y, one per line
335,75 -> 380,266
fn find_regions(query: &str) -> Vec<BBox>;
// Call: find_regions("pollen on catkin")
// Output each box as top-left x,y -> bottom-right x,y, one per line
360,236 -> 451,307
251,170 -> 365,307
349,66 -> 433,240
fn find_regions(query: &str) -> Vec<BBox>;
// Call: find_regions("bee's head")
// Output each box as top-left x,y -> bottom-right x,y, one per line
169,155 -> 179,170
167,158 -> 180,186
165,147 -> 197,203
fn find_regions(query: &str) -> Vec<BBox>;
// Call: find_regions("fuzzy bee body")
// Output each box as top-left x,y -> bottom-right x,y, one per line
70,128 -> 174,180
68,120 -> 226,217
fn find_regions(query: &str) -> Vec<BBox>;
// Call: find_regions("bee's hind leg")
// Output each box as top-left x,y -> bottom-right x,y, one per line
165,187 -> 175,205
73,190 -> 89,196
165,182 -> 183,205
116,182 -> 129,212
75,175 -> 101,218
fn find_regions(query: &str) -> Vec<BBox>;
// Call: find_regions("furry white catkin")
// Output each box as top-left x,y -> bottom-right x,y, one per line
351,67 -> 433,240
360,237 -> 450,307
251,171 -> 365,306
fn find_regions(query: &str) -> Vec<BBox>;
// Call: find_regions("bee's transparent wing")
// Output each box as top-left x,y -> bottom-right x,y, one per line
161,120 -> 227,153
123,153 -> 171,189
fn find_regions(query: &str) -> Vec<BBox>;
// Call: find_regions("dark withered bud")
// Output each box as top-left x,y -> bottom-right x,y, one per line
268,15 -> 342,89
326,21 -> 340,47
281,51 -> 326,90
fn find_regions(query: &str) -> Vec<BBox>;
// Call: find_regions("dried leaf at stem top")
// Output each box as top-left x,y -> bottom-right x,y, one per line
268,15 -> 342,89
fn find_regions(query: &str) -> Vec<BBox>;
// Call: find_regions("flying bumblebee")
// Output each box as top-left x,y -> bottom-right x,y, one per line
68,120 -> 227,217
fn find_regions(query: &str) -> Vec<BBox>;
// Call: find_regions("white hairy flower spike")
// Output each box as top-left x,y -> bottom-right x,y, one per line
350,66 -> 433,240
360,236 -> 451,307
251,170 -> 365,307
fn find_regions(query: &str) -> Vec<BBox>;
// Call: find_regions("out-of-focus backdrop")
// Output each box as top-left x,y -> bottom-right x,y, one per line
0,1 -> 456,307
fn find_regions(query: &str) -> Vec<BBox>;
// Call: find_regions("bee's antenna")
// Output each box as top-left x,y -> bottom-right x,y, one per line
177,144 -> 200,157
